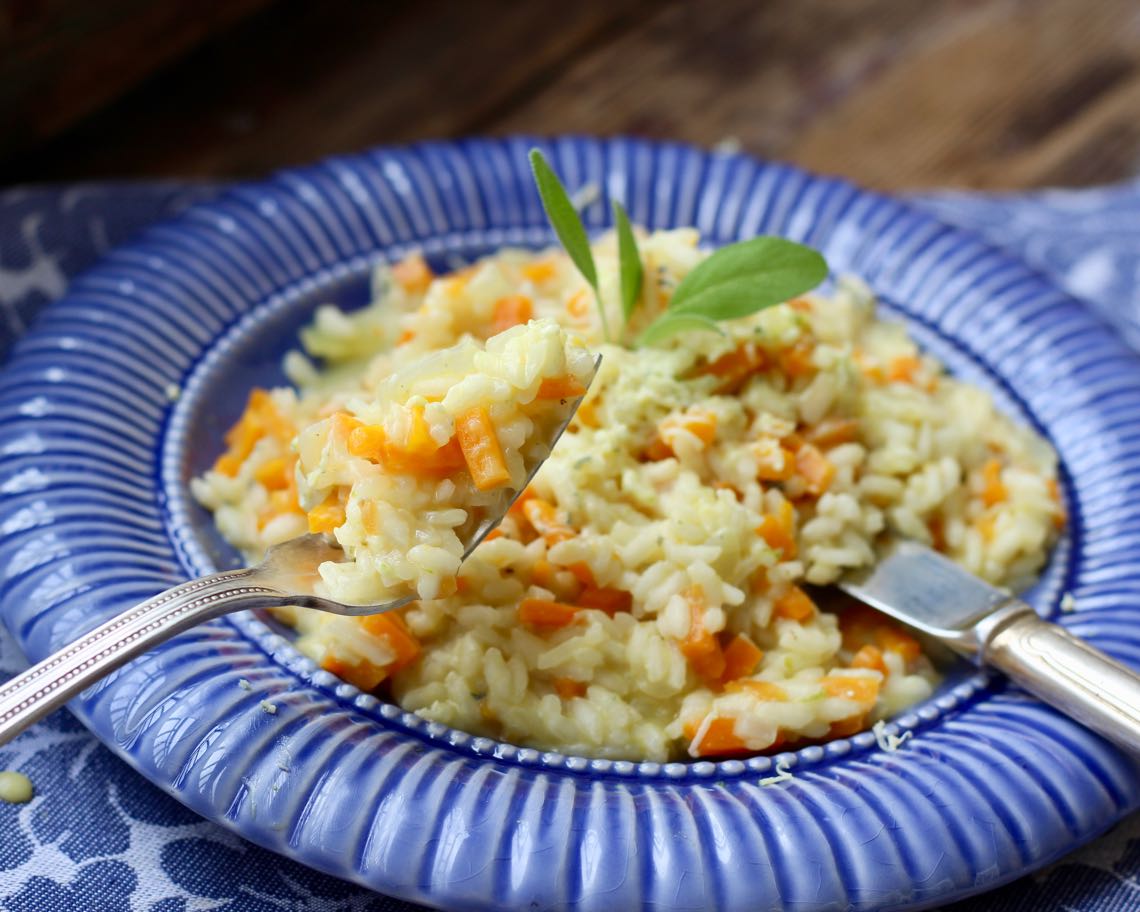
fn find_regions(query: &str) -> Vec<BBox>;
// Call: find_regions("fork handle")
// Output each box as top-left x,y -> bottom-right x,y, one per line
0,571 -> 280,748
984,610 -> 1140,755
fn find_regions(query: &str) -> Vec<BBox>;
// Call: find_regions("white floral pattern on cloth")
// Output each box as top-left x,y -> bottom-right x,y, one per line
2,179 -> 1140,912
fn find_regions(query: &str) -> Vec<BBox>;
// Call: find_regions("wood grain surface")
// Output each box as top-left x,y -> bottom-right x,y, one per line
4,0 -> 1139,190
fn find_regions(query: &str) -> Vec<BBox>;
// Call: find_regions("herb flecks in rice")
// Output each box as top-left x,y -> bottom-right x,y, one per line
193,229 -> 1064,762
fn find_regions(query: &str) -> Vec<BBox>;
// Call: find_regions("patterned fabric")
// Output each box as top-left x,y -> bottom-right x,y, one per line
2,178 -> 1140,912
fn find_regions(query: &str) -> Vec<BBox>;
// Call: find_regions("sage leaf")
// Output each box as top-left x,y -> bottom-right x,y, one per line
612,200 -> 642,324
529,150 -> 598,292
637,312 -> 724,347
669,237 -> 827,321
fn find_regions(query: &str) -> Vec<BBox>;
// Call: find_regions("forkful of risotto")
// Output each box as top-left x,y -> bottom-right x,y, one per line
0,318 -> 598,748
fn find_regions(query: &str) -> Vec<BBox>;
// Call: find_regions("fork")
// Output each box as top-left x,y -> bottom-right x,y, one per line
0,360 -> 598,748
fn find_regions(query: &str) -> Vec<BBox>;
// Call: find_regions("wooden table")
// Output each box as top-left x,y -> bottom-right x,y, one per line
5,0 -> 1139,190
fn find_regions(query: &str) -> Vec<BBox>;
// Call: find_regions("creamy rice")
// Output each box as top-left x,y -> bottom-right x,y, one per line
193,232 -> 1064,761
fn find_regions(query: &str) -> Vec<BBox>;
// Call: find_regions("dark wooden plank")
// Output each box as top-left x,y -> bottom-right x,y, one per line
3,0 -> 658,181
6,0 -> 1139,190
0,0 -> 274,162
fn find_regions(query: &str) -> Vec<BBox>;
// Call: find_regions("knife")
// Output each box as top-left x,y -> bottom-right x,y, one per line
840,540 -> 1140,755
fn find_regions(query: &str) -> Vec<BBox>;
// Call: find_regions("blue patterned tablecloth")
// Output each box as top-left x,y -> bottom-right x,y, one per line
2,178 -> 1140,912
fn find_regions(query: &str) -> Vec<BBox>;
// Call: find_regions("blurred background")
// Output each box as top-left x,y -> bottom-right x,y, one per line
3,0 -> 1138,189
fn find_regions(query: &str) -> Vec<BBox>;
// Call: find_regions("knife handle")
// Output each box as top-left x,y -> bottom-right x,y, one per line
983,610 -> 1140,755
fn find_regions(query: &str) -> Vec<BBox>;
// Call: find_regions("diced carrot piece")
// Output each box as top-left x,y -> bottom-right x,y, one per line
981,458 -> 1007,507
253,456 -> 292,490
795,444 -> 835,496
328,411 -> 364,444
1047,477 -> 1067,529
755,442 -> 796,481
756,500 -> 797,558
322,657 -> 387,692
565,561 -> 595,588
531,558 -> 559,590
358,499 -> 380,535
679,587 -> 727,683
552,677 -> 587,699
821,675 -> 880,705
521,498 -> 575,545
307,492 -> 346,534
566,290 -> 591,318
360,611 -> 421,672
519,598 -> 580,628
806,417 -> 859,448
405,405 -> 441,456
521,260 -> 557,284
684,716 -> 750,757
789,298 -> 813,313
455,575 -> 472,594
721,634 -> 763,682
874,625 -> 922,663
645,437 -> 674,461
577,586 -> 633,616
850,644 -> 888,676
347,425 -> 387,460
852,349 -> 885,383
887,355 -> 921,384
214,388 -> 295,476
828,714 -> 868,738
725,679 -> 788,701
391,252 -> 433,294
839,604 -> 882,651
536,376 -> 588,400
397,328 -> 415,346
773,585 -> 816,622
662,409 -> 717,446
698,344 -> 767,394
776,339 -> 816,377
492,295 -> 533,334
456,407 -> 511,490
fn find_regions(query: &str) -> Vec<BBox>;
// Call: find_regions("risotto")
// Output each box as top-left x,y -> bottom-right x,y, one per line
193,230 -> 1064,762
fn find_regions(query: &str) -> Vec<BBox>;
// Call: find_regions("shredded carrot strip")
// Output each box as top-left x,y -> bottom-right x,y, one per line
391,252 -> 433,294
720,634 -> 763,682
821,675 -> 880,705
773,585 -> 816,622
552,677 -> 587,699
536,376 -> 587,400
981,458 -> 1007,507
456,407 -> 511,490
307,492 -> 346,534
577,586 -> 633,616
806,417 -> 859,448
679,587 -> 726,683
850,644 -> 888,676
360,611 -> 421,672
795,444 -> 836,496
725,679 -> 788,701
491,295 -> 533,334
683,716 -> 750,756
756,500 -> 797,558
519,598 -> 580,628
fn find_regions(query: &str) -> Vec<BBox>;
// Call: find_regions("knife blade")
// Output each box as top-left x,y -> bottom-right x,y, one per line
839,540 -> 1140,755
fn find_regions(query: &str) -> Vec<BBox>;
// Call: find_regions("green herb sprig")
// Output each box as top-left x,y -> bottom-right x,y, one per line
527,149 -> 828,347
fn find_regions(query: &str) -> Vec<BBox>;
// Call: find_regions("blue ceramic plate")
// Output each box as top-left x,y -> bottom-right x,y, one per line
2,137 -> 1139,911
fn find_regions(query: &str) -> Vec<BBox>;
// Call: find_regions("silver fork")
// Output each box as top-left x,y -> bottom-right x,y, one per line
0,359 -> 599,748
